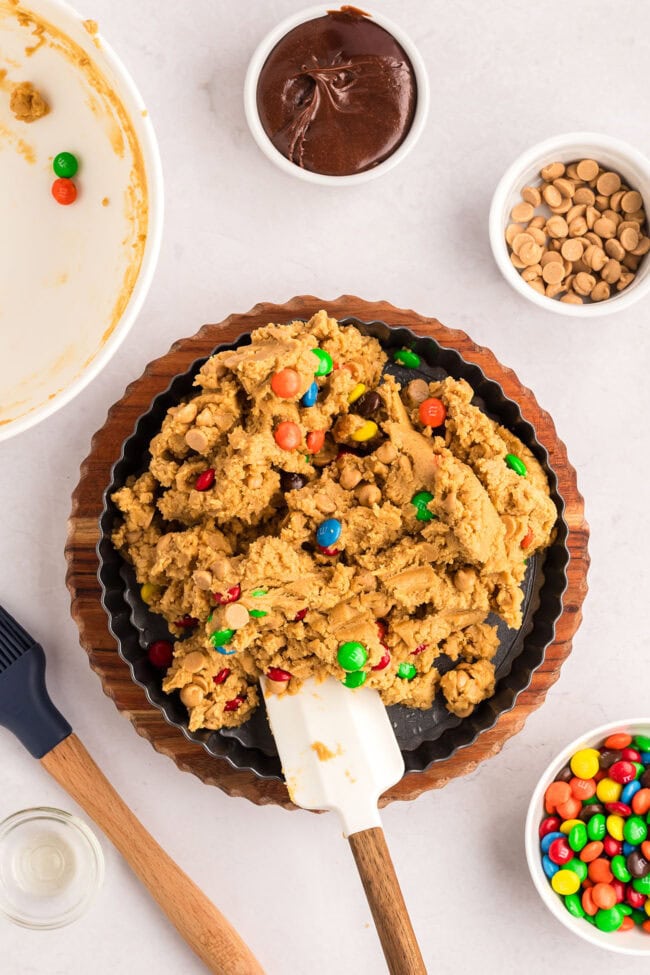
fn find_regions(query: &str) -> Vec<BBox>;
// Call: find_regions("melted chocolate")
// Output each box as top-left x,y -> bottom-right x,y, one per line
256,9 -> 417,176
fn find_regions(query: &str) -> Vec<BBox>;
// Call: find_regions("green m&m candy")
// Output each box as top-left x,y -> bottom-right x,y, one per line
568,822 -> 587,852
249,609 -> 268,618
634,734 -> 650,751
624,816 -> 648,845
53,150 -> 78,178
611,854 -> 632,883
343,670 -> 366,689
393,348 -> 421,369
587,813 -> 606,841
505,453 -> 527,477
564,893 -> 585,918
410,490 -> 435,522
594,906 -> 624,932
337,641 -> 368,672
210,628 -> 235,646
311,348 -> 333,376
397,662 -> 417,681
632,875 -> 650,895
564,859 -> 587,883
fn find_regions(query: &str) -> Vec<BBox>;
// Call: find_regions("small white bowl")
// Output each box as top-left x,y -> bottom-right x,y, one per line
525,718 -> 650,955
489,133 -> 650,317
243,5 -> 430,186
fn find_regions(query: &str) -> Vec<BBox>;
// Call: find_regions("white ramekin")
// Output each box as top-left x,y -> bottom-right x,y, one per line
243,5 -> 430,186
489,133 -> 650,317
525,718 -> 650,956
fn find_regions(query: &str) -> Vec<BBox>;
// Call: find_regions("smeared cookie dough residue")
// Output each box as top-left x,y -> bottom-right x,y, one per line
82,18 -> 101,49
0,119 -> 36,162
310,741 -> 341,762
9,80 -> 48,121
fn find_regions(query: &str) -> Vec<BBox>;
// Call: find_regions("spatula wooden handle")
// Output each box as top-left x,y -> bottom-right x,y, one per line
41,733 -> 265,975
348,827 -> 427,975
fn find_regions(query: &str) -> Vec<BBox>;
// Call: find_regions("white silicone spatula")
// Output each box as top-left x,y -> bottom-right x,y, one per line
262,676 -> 427,975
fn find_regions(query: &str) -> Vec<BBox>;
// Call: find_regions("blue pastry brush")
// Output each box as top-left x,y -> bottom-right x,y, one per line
0,602 -> 265,975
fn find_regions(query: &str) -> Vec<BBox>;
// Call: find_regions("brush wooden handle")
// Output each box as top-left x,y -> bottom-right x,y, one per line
41,734 -> 264,975
348,827 -> 427,975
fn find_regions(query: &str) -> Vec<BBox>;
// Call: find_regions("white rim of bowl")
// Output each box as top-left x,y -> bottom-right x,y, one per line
489,132 -> 650,318
0,0 -> 164,443
525,717 -> 650,955
243,5 -> 430,186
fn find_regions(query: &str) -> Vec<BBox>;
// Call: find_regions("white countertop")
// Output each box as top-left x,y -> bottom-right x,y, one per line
3,1 -> 650,972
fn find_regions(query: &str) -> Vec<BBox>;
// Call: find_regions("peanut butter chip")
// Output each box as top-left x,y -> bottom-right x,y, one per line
522,186 -> 541,206
543,185 -> 563,208
542,261 -> 565,284
183,651 -> 206,673
192,569 -> 213,591
404,379 -> 429,406
546,216 -> 569,238
528,279 -> 546,294
561,292 -> 583,304
597,171 -> 622,196
561,239 -> 583,262
576,159 -> 599,181
180,684 -> 205,708
620,226 -> 640,251
605,238 -> 626,261
511,202 -> 534,222
573,272 -> 597,295
590,280 -> 611,302
541,161 -> 565,181
519,242 -> 542,266
339,466 -> 362,490
223,603 -> 250,629
355,484 -> 381,507
601,259 -> 622,284
314,492 -> 337,513
593,217 -> 617,239
632,236 -> 650,256
506,223 -> 523,246
541,250 -> 563,266
512,232 -> 534,253
553,177 -> 575,198
568,217 -> 588,237
574,187 -> 595,205
621,190 -> 643,213
185,428 -> 210,453
521,265 -> 542,282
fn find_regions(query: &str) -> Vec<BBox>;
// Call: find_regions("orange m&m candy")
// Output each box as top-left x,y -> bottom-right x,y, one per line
274,421 -> 301,451
306,430 -> 325,453
271,368 -> 301,398
51,177 -> 77,205
418,397 -> 447,428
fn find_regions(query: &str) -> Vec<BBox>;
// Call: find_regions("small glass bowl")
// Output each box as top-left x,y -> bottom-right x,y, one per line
0,807 -> 104,929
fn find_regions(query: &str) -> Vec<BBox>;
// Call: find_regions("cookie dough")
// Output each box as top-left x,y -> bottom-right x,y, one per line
112,312 -> 557,731
9,82 -> 48,122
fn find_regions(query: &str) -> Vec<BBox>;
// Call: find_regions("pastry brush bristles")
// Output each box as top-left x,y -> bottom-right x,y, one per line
0,604 -> 34,673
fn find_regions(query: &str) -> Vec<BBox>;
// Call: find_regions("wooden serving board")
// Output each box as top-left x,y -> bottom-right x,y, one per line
66,296 -> 590,810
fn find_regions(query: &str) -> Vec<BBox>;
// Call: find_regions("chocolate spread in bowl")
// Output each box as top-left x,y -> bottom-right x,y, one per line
256,7 -> 417,177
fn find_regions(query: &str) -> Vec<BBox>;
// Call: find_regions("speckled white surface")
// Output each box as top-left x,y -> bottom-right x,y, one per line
2,2 -> 650,973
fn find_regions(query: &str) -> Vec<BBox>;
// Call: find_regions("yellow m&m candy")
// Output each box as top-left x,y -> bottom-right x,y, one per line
570,748 -> 600,779
551,869 -> 581,895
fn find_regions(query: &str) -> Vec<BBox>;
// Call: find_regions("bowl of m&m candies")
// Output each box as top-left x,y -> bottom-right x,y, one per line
525,720 -> 650,955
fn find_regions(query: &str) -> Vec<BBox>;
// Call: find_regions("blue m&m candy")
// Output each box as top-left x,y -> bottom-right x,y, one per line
301,381 -> 318,408
316,518 -> 341,548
